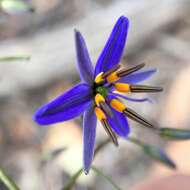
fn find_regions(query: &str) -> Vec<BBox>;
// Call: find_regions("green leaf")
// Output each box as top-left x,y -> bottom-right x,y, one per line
143,144 -> 176,169
0,55 -> 30,62
128,137 -> 176,169
92,166 -> 121,190
159,128 -> 190,140
0,167 -> 20,190
0,0 -> 35,14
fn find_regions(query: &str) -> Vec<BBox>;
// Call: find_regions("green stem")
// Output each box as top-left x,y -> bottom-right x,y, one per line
91,166 -> 121,190
62,168 -> 83,190
127,136 -> 145,147
94,138 -> 111,157
0,167 -> 20,190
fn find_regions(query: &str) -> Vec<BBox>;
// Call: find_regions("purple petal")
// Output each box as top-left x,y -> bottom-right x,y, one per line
33,83 -> 92,125
83,104 -> 97,174
110,92 -> 153,103
107,107 -> 130,137
119,69 -> 156,84
95,16 -> 129,76
75,30 -> 94,84
107,95 -> 130,137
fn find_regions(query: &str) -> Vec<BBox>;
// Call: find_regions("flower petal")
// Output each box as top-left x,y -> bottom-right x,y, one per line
83,104 -> 97,174
107,107 -> 130,137
33,83 -> 92,125
106,95 -> 130,137
95,16 -> 129,76
110,92 -> 153,103
119,69 -> 156,84
75,30 -> 94,84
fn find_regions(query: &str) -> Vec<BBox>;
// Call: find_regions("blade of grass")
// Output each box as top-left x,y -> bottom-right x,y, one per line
0,0 -> 35,14
128,137 -> 176,169
0,167 -> 20,190
91,166 -> 121,190
0,56 -> 30,62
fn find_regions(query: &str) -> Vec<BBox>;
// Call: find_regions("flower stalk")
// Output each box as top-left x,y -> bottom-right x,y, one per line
0,167 -> 20,190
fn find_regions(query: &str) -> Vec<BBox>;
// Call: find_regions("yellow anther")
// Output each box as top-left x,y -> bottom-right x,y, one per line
114,83 -> 131,92
94,107 -> 106,121
110,99 -> 126,113
95,72 -> 104,83
95,94 -> 105,106
106,72 -> 120,83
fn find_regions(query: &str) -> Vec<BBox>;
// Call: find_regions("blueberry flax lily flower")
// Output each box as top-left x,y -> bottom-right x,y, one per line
33,16 -> 163,174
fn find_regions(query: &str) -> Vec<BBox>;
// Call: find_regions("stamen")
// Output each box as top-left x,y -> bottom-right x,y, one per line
95,72 -> 104,83
94,107 -> 118,146
114,83 -> 130,92
117,63 -> 145,77
114,83 -> 162,93
94,107 -> 106,121
106,63 -> 145,83
123,107 -> 157,129
130,85 -> 163,93
100,102 -> 113,118
110,99 -> 126,112
102,64 -> 121,78
101,119 -> 118,146
95,94 -> 113,117
95,94 -> 105,106
109,98 -> 157,129
106,72 -> 120,83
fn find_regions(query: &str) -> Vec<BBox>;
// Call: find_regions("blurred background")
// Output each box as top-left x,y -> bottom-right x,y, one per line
0,0 -> 190,189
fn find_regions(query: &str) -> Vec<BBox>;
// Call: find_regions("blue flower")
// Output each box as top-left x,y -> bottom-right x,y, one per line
33,16 -> 162,174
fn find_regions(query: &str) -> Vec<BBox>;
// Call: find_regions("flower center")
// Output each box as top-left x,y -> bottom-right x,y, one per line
95,86 -> 108,98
